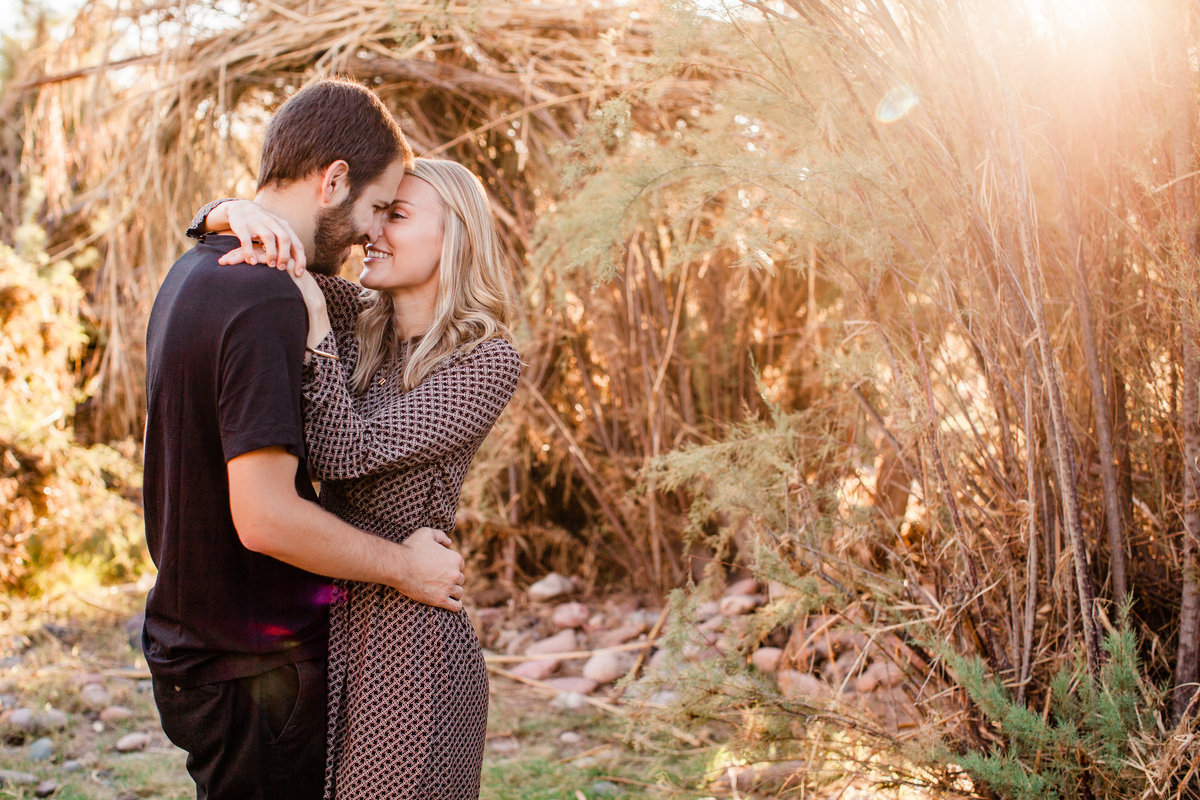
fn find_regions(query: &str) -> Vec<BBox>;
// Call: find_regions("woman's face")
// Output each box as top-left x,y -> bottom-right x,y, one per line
359,174 -> 444,296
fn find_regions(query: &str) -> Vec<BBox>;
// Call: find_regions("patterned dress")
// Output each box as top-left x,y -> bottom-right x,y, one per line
302,274 -> 521,800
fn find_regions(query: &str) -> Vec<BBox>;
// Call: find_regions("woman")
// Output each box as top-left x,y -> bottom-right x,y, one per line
190,158 -> 521,799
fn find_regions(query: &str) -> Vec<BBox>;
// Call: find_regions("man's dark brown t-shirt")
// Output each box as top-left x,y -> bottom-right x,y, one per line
142,234 -> 330,687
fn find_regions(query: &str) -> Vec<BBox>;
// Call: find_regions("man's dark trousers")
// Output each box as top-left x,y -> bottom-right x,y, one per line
152,658 -> 326,800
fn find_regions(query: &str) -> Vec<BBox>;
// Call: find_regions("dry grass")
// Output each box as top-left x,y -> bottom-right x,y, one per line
8,0 -> 1200,793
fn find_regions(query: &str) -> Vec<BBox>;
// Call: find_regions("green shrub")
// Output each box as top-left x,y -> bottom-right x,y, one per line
941,625 -> 1158,800
0,229 -> 146,592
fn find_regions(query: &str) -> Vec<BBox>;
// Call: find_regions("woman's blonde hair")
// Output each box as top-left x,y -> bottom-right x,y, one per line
350,158 -> 516,394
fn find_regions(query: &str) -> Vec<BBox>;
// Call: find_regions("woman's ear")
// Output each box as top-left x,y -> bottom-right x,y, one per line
319,160 -> 352,207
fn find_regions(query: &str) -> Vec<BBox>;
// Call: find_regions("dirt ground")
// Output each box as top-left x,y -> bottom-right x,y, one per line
0,576 -> 957,800
0,578 -> 716,800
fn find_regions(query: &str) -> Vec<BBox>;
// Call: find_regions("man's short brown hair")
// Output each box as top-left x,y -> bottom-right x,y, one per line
257,77 -> 413,198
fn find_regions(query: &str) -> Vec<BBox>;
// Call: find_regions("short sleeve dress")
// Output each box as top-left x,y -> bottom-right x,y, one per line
302,274 -> 521,800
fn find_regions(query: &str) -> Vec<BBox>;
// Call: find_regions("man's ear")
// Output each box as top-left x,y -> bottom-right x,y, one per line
318,160 -> 352,207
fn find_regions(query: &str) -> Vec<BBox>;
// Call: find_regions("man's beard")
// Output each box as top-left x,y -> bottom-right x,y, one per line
309,197 -> 362,276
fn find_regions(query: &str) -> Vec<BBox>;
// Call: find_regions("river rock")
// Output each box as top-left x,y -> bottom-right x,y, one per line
752,647 -> 784,673
582,650 -> 630,684
489,736 -> 519,755
559,730 -> 583,745
525,629 -> 578,657
499,629 -> 537,657
510,659 -> 560,681
124,611 -> 144,651
550,692 -> 588,710
527,573 -> 573,602
724,577 -> 759,596
597,623 -> 645,648
543,677 -> 597,695
550,602 -> 590,630
115,732 -> 150,752
718,593 -> 762,617
4,707 -> 35,733
823,650 -> 860,683
777,669 -> 824,699
856,660 -> 903,692
693,600 -> 721,621
0,770 -> 37,787
34,780 -> 58,798
80,683 -> 111,709
647,648 -> 671,673
28,737 -> 55,761
99,706 -> 135,724
591,780 -> 620,797
647,688 -> 679,705
37,709 -> 68,732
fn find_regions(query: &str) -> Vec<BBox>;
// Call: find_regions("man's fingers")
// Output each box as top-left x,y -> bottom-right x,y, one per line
430,593 -> 462,612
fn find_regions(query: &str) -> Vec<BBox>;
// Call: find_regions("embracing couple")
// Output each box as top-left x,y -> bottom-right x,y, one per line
142,77 -> 521,800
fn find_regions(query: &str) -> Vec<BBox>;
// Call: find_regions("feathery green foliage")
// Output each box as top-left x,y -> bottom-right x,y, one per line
0,219 -> 145,592
940,625 -> 1157,799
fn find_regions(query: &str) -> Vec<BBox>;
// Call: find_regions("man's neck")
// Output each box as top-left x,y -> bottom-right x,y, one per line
253,186 -> 318,257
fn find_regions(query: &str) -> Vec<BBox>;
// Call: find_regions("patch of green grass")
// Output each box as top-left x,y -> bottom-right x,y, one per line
0,751 -> 191,800
480,683 -> 714,800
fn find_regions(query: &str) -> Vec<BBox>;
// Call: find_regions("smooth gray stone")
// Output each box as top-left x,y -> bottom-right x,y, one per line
28,736 -> 55,761
36,709 -> 68,732
0,769 -> 38,786
590,780 -> 621,797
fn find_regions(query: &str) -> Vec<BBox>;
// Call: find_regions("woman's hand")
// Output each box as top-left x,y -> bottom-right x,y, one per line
291,271 -> 332,349
212,200 -> 308,276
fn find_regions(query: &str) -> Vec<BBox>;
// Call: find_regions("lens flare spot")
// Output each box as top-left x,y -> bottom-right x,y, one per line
875,86 -> 918,123
260,624 -> 294,637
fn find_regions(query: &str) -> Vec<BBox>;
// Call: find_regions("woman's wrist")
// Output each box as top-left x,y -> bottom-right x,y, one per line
307,320 -> 333,350
185,198 -> 235,239
204,199 -> 233,232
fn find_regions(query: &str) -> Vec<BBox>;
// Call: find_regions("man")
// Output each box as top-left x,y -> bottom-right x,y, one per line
143,78 -> 463,800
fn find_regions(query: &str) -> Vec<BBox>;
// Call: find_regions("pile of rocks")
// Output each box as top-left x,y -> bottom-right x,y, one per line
757,611 -> 917,731
0,669 -> 161,797
483,573 -> 919,732
480,573 -> 773,706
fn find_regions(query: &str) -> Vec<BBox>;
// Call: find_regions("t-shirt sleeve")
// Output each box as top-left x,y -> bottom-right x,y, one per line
301,338 -> 522,481
218,294 -> 309,462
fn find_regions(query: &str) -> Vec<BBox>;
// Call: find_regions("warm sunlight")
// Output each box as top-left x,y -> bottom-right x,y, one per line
1024,0 -> 1135,37
7,0 -> 1200,796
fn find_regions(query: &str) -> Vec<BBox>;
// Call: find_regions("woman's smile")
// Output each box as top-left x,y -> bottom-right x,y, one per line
364,244 -> 393,262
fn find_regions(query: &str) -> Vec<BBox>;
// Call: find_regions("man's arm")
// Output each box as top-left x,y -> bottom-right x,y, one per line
227,446 -> 465,612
